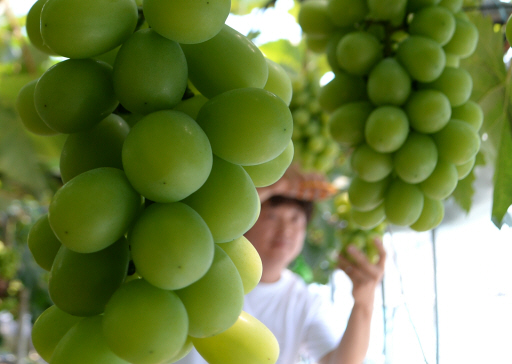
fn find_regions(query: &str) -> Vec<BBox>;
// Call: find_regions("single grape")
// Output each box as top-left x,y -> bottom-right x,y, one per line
60,114 -> 129,184
16,79 -> 58,136
409,6 -> 456,46
350,144 -> 393,182
175,246 -> 244,338
420,67 -> 472,107
27,214 -> 61,271
26,0 -> 55,54
143,0 -> 230,44
196,88 -> 292,166
393,132 -> 438,184
456,156 -> 476,180
48,168 -> 141,253
351,204 -> 386,230
330,101 -> 373,147
318,71 -> 367,113
181,25 -> 268,99
298,0 -> 335,36
419,159 -> 458,199
243,141 -> 294,188
367,58 -> 411,106
348,176 -> 390,212
367,0 -> 407,22
113,29 -> 188,115
410,197 -> 445,231
407,0 -> 441,12
433,119 -> 481,165
192,311 -> 279,364
31,305 -> 82,362
167,337 -> 194,364
451,101 -> 484,131
439,0 -> 463,13
336,31 -> 383,76
40,0 -> 138,59
327,0 -> 368,27
405,90 -> 451,133
384,179 -> 424,226
122,110 -> 212,203
396,36 -> 446,82
264,59 -> 293,106
365,106 -> 409,153
443,18 -> 479,58
183,156 -> 260,243
507,14 -> 512,46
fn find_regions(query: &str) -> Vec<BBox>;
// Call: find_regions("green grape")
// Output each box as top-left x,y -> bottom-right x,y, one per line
60,114 -> 130,184
181,25 -> 268,99
143,0 -> 230,44
122,110 -> 212,203
129,202 -> 214,290
302,122 -> 320,137
51,316 -> 129,364
49,168 -> 141,253
365,106 -> 409,153
298,0 -> 335,36
443,18 -> 479,58
433,119 -> 480,165
336,31 -> 383,76
305,34 -> 330,53
456,156 -> 476,180
393,132 -> 438,184
102,279 -> 188,364
318,71 -> 367,113
351,203 -> 386,230
94,46 -> 120,67
31,305 -> 82,362
439,0 -> 463,13
292,108 -> 311,126
367,58 -> 411,106
243,141 -> 294,188
445,53 -> 460,67
122,113 -> 144,128
410,197 -> 444,231
420,67 -> 472,107
264,59 -> 293,106
49,238 -> 129,317
40,0 -> 138,59
451,100 -> 483,131
16,79 -> 58,136
407,0 -> 441,12
507,14 -> 512,46
384,179 -> 424,226
173,94 -> 209,120
409,6 -> 455,46
419,159 -> 458,199
113,29 -> 188,114
453,11 -> 470,21
192,311 -> 279,364
350,144 -> 393,182
405,90 -> 451,133
367,0 -> 406,23
326,31 -> 351,73
183,156 -> 260,243
219,236 -> 263,295
348,176 -> 390,212
364,234 -> 381,264
27,214 -> 61,271
327,0 -> 368,27
34,59 -> 118,133
307,135 -> 326,152
176,246 -> 244,338
196,88 -> 292,166
26,0 -> 54,54
396,36 -> 446,82
330,101 -> 373,147
167,337 -> 194,364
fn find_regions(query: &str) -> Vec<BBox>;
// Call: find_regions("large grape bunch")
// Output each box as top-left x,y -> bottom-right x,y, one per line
17,1 -> 292,363
298,0 -> 481,232
290,72 -> 342,174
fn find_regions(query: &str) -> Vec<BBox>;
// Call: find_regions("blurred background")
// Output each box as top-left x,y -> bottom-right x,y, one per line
1,0 -> 512,363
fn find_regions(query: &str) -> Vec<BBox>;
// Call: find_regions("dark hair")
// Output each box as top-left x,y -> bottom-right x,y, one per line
265,195 -> 314,223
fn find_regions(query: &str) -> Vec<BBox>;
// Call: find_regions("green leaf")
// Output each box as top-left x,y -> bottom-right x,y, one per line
259,39 -> 304,73
230,0 -> 268,15
451,170 -> 476,214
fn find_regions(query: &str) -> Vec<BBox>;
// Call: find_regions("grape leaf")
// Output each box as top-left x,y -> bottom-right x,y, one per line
230,0 -> 269,15
492,113 -> 512,227
259,39 -> 304,72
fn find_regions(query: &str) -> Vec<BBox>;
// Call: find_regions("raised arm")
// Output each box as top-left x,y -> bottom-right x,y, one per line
319,239 -> 386,364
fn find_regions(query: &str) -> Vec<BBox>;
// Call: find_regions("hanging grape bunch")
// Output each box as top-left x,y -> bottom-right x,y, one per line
290,71 -> 342,174
298,0 -> 482,232
17,0 -> 295,363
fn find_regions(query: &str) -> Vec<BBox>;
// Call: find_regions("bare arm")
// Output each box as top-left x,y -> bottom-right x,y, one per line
319,240 -> 386,364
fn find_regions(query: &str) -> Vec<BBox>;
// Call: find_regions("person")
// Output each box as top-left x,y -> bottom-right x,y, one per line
177,168 -> 386,364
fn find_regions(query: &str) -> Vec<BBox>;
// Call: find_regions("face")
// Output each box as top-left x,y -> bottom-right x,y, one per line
245,200 -> 307,270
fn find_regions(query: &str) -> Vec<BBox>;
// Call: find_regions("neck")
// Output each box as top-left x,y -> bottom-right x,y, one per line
260,262 -> 287,283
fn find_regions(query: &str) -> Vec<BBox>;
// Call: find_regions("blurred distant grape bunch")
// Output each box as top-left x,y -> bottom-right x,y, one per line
298,0 -> 481,232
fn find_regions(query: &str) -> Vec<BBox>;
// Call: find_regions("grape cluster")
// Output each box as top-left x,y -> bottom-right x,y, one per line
290,72 -> 342,174
299,0 -> 481,231
332,193 -> 385,264
18,1 -> 289,363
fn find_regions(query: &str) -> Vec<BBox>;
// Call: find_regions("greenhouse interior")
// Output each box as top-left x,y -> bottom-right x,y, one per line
0,0 -> 511,363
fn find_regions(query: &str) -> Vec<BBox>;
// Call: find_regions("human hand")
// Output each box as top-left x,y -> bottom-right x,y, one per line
337,238 -> 386,306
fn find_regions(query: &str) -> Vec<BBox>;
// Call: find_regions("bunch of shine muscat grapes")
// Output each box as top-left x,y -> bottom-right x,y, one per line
289,71 -> 343,174
332,193 -> 385,264
17,1 -> 296,363
298,0 -> 482,231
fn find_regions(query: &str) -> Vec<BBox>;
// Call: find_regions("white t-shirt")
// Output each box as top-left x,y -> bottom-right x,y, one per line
175,269 -> 345,364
